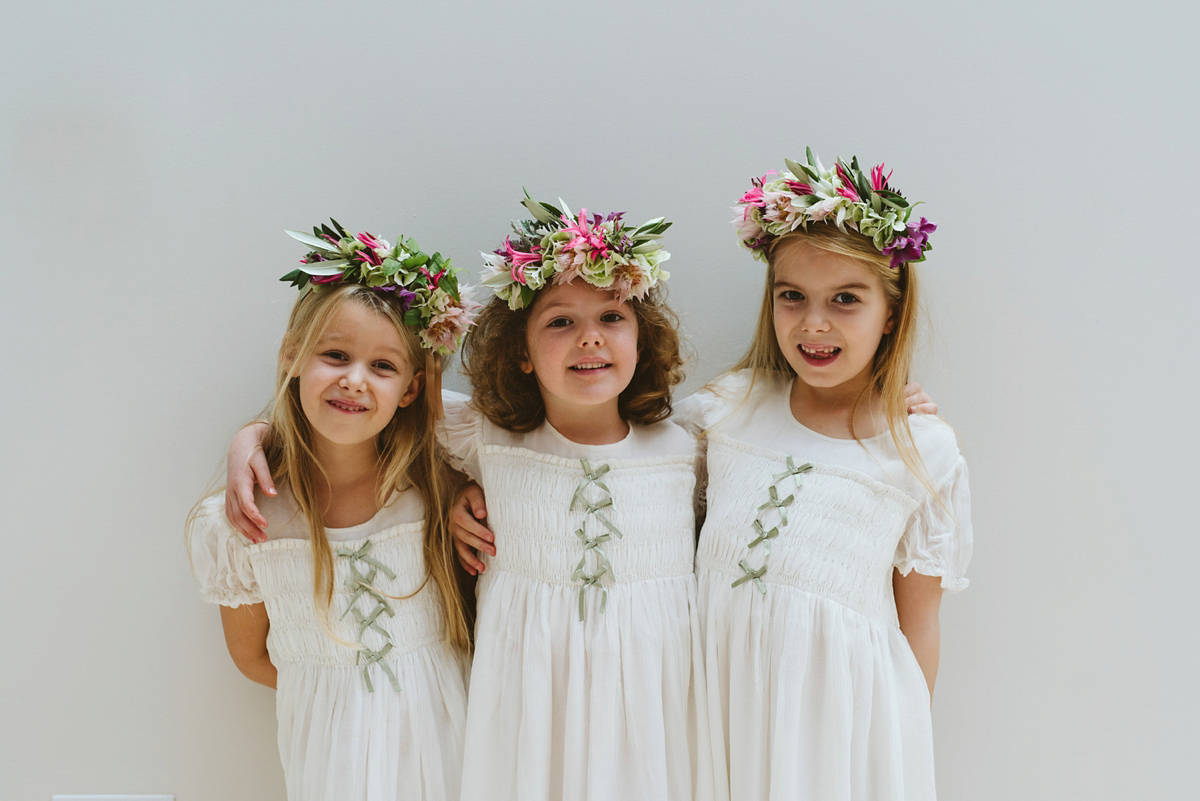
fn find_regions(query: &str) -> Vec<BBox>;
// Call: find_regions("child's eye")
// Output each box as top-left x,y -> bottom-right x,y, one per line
600,311 -> 625,323
547,317 -> 572,328
323,350 -> 348,361
776,290 -> 803,302
373,361 -> 397,372
832,292 -> 860,305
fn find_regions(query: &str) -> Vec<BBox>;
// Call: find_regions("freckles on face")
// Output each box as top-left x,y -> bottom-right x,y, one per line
770,239 -> 894,390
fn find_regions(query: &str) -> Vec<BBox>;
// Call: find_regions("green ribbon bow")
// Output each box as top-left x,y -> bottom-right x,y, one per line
357,641 -> 401,693
774,456 -> 814,484
748,520 -> 779,555
571,564 -> 610,621
732,559 -> 768,594
757,485 -> 795,527
337,538 -> 401,693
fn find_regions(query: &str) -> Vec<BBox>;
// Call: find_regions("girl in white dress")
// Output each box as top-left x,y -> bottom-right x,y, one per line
444,196 -> 706,801
188,222 -> 476,801
679,150 -> 972,800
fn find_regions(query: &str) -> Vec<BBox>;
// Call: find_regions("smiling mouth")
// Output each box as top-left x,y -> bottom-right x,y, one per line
798,344 -> 841,365
570,362 -> 612,372
327,398 -> 368,413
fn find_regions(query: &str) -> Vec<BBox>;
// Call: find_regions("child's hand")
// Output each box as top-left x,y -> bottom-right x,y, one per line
450,482 -> 493,576
225,422 -> 276,544
904,382 -> 938,416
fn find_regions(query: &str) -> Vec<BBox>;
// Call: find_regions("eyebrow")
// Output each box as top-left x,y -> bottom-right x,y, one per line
317,333 -> 407,357
773,280 -> 874,292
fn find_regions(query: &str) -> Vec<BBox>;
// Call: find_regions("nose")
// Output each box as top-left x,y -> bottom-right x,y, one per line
339,361 -> 368,392
798,305 -> 831,333
578,322 -> 604,348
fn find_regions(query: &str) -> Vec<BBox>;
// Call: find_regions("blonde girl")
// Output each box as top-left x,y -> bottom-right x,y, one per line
680,151 -> 972,800
187,222 -> 475,801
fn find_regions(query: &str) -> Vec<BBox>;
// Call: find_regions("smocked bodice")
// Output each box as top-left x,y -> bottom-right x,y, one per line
248,523 -> 443,684
478,446 -> 697,589
698,434 -> 919,624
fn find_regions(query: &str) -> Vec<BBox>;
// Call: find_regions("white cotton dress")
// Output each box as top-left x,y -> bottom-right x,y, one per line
189,489 -> 469,801
439,394 -> 710,801
676,371 -> 972,801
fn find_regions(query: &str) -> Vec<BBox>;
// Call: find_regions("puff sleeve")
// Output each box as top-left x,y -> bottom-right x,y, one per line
893,456 -> 973,593
436,389 -> 485,482
188,495 -> 262,607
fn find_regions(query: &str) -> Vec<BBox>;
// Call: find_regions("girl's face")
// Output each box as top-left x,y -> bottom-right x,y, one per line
296,301 -> 423,450
771,239 -> 894,394
522,281 -> 639,422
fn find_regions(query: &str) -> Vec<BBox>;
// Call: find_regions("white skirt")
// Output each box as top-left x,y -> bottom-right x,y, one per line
460,569 -> 708,801
699,570 -> 936,801
275,642 -> 469,801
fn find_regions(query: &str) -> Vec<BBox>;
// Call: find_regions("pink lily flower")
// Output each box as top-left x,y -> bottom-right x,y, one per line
740,186 -> 765,206
870,164 -> 892,191
356,248 -> 382,267
311,272 -> 345,284
784,180 -> 814,195
503,237 -> 542,284
356,232 -> 384,249
835,163 -> 860,201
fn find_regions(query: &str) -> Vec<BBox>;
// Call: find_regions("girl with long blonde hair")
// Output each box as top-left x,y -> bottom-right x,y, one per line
186,222 -> 476,801
681,150 -> 972,800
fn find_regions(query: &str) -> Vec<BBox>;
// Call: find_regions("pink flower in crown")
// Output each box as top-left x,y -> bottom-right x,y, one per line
784,179 -> 814,195
762,190 -> 803,227
609,258 -> 650,302
356,232 -> 385,249
311,272 -> 345,284
502,237 -> 542,284
835,163 -> 860,202
554,248 -> 588,285
870,164 -> 892,191
561,209 -> 611,263
421,298 -> 480,354
732,206 -> 765,245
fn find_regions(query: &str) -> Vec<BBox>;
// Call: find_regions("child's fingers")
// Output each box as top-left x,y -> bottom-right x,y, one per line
225,492 -> 267,544
908,401 -> 938,415
250,448 -> 277,497
452,494 -> 494,545
463,483 -> 488,519
454,540 -> 484,575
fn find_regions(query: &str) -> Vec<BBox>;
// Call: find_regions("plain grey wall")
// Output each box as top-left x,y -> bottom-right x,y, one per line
3,1 -> 1197,799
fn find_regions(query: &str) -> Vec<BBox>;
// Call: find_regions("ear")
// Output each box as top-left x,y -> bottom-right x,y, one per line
883,307 -> 896,336
398,370 -> 425,409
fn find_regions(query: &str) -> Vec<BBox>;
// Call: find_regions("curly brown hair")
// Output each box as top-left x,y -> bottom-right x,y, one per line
462,286 -> 685,431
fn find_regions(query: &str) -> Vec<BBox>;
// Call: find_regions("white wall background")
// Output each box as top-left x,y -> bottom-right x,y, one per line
3,1 -> 1197,798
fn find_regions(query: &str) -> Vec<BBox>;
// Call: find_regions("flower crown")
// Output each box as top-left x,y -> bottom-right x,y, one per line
481,191 -> 672,310
281,219 -> 477,355
734,148 -> 935,268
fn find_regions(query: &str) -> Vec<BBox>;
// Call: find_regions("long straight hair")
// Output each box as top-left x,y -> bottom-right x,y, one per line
730,225 -> 935,495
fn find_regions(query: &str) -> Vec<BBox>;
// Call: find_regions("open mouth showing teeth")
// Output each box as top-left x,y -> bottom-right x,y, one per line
327,399 -> 368,412
799,345 -> 840,362
570,362 -> 611,371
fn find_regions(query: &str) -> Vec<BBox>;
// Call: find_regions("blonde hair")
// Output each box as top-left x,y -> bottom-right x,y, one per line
731,225 -> 934,493
190,284 -> 472,652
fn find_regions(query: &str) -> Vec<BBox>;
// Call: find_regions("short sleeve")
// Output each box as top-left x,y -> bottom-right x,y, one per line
436,389 -> 485,481
188,495 -> 262,607
894,457 -> 972,593
676,371 -> 756,522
